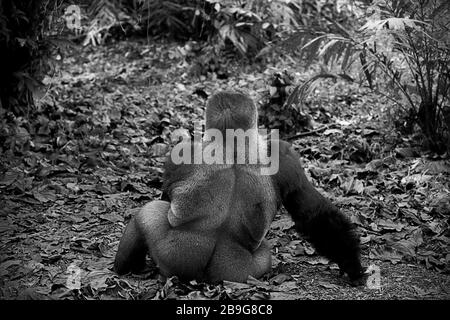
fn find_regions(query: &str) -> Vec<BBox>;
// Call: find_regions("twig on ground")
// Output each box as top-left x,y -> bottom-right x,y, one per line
287,124 -> 332,141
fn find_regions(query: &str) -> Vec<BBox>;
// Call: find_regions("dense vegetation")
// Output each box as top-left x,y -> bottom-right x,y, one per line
1,0 -> 449,151
0,0 -> 448,300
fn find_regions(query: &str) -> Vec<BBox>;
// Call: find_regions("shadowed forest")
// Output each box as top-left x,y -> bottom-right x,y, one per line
0,0 -> 449,300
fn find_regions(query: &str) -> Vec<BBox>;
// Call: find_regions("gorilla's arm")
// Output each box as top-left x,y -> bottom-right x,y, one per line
113,147 -> 189,275
273,140 -> 364,282
161,142 -> 200,201
114,201 -> 172,275
114,215 -> 148,274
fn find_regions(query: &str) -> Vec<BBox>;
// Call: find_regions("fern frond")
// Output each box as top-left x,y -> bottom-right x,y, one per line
285,73 -> 354,111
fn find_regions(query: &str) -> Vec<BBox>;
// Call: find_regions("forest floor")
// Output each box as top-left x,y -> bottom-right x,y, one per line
0,39 -> 449,300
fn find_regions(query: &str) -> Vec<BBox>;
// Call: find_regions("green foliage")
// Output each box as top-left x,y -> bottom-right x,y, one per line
284,0 -> 450,151
79,0 -> 362,60
82,0 -> 139,45
186,43 -> 231,79
206,0 -> 298,57
285,72 -> 354,111
0,0 -> 65,115
259,71 -> 314,136
80,0 -> 302,57
123,0 -> 211,40
76,0 -> 213,43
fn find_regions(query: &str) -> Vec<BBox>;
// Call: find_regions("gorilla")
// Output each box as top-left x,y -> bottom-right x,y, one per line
114,91 -> 364,285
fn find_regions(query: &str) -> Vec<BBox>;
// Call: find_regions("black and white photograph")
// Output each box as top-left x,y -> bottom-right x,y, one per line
0,0 -> 449,305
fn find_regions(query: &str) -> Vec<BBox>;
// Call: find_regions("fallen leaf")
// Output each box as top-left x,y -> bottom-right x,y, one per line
396,148 -> 418,158
33,186 -> 57,203
369,246 -> 403,263
0,170 -> 20,186
86,269 -> 114,291
377,219 -> 405,232
269,273 -> 292,285
318,281 -> 339,290
271,215 -> 295,231
99,213 -> 124,223
307,257 -> 329,265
